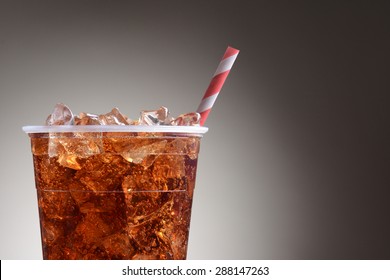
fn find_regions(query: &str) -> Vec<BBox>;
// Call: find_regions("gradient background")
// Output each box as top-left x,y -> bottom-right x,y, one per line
0,0 -> 389,259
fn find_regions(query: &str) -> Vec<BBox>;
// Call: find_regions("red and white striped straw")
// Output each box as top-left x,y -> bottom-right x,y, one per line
197,46 -> 240,126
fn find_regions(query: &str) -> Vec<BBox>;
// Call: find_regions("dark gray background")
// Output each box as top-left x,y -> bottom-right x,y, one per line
0,0 -> 389,259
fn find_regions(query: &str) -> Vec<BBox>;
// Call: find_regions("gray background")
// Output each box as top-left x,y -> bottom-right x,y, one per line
1,0 -> 389,259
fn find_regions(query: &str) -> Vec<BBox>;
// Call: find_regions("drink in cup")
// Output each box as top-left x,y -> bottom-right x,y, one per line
23,105 -> 207,259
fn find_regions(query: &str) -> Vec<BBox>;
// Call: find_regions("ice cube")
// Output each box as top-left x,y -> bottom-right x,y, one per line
171,112 -> 200,126
58,152 -> 82,170
74,154 -> 129,192
46,103 -> 74,125
99,108 -> 131,125
118,140 -> 167,165
99,231 -> 135,259
74,113 -> 101,125
73,212 -> 126,243
126,196 -> 177,259
48,133 -> 104,170
152,154 -> 186,179
38,190 -> 79,220
139,106 -> 171,125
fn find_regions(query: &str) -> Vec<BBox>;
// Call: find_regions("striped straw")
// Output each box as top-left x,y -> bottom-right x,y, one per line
197,46 -> 240,126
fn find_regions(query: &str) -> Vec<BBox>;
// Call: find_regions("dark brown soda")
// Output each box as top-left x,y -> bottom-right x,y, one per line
30,132 -> 200,260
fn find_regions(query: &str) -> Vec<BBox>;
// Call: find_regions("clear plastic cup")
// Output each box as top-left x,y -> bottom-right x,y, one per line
23,125 -> 207,260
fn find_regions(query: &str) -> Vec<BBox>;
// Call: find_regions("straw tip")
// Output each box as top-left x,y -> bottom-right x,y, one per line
223,46 -> 240,59
227,45 -> 240,52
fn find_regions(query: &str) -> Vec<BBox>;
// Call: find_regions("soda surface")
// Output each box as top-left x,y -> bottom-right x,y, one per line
30,132 -> 200,260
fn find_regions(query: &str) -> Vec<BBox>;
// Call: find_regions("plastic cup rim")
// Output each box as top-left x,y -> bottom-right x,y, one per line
22,125 -> 208,135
